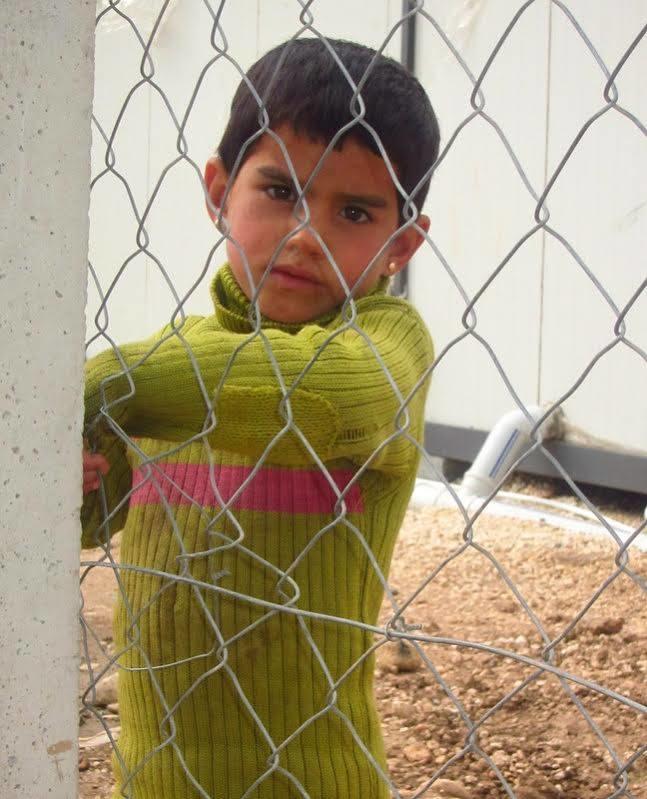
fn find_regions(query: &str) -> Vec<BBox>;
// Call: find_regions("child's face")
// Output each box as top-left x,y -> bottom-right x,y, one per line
205,126 -> 428,324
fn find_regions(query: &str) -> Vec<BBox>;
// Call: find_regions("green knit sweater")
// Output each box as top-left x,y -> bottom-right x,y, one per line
82,265 -> 433,799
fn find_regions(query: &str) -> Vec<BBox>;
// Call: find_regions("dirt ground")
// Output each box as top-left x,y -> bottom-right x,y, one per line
78,479 -> 647,798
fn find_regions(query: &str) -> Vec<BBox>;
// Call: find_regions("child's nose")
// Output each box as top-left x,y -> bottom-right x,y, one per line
286,214 -> 326,257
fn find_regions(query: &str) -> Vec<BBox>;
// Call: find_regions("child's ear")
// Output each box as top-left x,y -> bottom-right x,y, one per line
384,214 -> 430,276
203,155 -> 228,222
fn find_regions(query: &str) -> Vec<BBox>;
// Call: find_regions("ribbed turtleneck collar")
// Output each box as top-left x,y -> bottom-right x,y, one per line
210,264 -> 389,334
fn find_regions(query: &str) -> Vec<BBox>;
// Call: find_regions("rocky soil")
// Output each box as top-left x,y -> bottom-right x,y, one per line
78,489 -> 646,798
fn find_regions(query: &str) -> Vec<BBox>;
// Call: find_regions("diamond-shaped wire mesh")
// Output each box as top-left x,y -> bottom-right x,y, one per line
80,1 -> 646,797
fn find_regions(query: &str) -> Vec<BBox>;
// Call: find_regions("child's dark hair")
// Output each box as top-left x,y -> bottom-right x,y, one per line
217,37 -> 440,218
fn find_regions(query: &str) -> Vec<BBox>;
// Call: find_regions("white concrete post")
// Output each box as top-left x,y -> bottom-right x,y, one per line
0,2 -> 95,796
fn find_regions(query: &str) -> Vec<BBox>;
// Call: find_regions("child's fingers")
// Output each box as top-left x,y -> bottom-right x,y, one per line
83,451 -> 110,475
82,475 -> 101,494
83,480 -> 100,495
82,449 -> 110,494
94,455 -> 110,475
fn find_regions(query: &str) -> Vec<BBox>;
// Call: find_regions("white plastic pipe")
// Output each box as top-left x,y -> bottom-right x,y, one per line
410,479 -> 646,551
461,404 -> 563,497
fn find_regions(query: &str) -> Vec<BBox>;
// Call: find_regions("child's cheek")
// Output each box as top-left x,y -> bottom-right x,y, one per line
236,202 -> 284,261
347,231 -> 384,281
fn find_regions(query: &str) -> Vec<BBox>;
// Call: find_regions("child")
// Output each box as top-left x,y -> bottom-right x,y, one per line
82,37 -> 439,799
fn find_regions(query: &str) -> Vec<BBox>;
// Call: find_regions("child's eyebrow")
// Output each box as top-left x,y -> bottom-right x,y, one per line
257,166 -> 296,186
336,192 -> 388,209
256,166 -> 389,209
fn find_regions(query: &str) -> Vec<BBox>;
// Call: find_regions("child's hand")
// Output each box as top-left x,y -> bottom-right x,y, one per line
82,448 -> 110,495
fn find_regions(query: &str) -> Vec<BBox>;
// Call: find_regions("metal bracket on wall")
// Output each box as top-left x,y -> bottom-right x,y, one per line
425,422 -> 647,494
392,0 -> 418,299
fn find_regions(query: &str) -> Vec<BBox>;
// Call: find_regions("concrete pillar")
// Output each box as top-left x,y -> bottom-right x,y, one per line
0,2 -> 95,796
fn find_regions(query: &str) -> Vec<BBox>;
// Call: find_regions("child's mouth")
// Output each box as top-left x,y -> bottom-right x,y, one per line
270,265 -> 321,289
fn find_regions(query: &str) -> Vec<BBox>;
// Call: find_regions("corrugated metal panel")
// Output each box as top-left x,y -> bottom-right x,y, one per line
410,0 -> 646,460
410,0 -> 551,431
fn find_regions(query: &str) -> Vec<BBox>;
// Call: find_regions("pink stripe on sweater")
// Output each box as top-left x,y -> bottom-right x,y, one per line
130,463 -> 364,514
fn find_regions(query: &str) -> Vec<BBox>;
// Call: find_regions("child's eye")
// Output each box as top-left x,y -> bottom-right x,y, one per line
266,184 -> 294,202
340,205 -> 371,224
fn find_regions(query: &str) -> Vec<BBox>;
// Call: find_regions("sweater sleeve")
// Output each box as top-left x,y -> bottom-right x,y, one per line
83,297 -> 433,476
80,324 -> 176,549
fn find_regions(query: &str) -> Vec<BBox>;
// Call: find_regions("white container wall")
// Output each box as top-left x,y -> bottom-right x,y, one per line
410,1 -> 647,455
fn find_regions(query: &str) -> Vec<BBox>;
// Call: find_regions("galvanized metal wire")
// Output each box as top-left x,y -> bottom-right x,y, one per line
82,1 -> 646,797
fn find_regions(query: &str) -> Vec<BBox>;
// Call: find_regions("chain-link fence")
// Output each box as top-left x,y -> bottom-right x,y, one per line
79,1 -> 646,797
